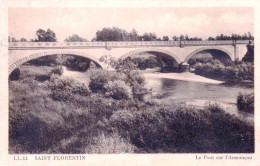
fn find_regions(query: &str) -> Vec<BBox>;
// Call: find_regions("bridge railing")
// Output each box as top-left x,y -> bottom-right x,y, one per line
8,40 -> 251,49
8,42 -> 107,48
8,41 -> 181,48
183,40 -> 232,45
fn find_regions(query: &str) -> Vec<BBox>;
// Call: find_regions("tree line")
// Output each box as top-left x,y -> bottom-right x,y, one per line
8,27 -> 254,42
208,32 -> 254,41
9,28 -> 57,42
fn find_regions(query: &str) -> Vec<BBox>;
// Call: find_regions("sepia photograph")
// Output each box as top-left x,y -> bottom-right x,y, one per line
7,7 -> 255,155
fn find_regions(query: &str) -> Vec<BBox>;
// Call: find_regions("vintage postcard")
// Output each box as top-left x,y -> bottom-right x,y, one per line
0,0 -> 259,165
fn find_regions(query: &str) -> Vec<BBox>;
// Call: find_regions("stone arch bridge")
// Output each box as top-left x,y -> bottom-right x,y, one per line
8,40 -> 250,74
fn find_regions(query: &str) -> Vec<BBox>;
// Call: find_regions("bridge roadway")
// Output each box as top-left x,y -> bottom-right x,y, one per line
8,40 -> 250,74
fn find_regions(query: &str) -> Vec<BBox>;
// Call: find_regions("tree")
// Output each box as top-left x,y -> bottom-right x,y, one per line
185,35 -> 189,41
8,36 -> 18,42
36,28 -> 57,42
248,32 -> 254,40
190,37 -> 202,41
36,29 -> 46,41
180,34 -> 184,41
64,34 -> 88,42
95,27 -> 129,41
129,29 -> 140,41
142,32 -> 157,41
162,36 -> 169,41
208,37 -> 215,41
172,36 -> 178,41
20,38 -> 27,42
46,29 -> 57,42
242,41 -> 254,62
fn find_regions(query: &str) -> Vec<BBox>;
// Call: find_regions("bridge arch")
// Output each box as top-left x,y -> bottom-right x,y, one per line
9,50 -> 106,75
120,48 -> 181,64
184,47 -> 233,63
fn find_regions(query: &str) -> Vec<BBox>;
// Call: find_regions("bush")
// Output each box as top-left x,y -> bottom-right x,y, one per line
9,77 -> 109,153
86,67 -> 147,100
50,77 -> 90,101
86,68 -> 115,93
85,132 -> 136,153
64,55 -> 94,72
204,102 -> 225,113
237,93 -> 254,113
109,106 -> 206,152
194,60 -> 225,79
9,80 -> 69,153
117,70 -> 147,98
104,80 -> 133,100
27,55 -> 61,66
49,66 -> 63,76
224,67 -> 241,83
194,60 -> 254,84
109,103 -> 254,153
9,68 -> 21,81
237,62 -> 254,81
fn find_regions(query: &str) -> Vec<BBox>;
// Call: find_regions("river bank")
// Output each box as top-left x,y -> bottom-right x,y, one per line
142,72 -> 223,84
62,67 -> 224,85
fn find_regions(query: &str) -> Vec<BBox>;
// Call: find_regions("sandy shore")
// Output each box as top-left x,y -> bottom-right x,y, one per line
142,72 -> 224,84
62,66 -> 223,85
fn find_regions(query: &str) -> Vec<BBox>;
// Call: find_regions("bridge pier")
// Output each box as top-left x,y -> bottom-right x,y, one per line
233,41 -> 239,62
179,62 -> 190,72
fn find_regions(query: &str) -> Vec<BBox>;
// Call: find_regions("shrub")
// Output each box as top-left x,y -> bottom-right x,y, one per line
109,106 -> 207,152
86,68 -> 115,93
49,66 -> 63,76
51,89 -> 74,102
71,82 -> 90,96
18,76 -> 41,93
64,55 -> 95,72
237,93 -> 254,113
109,103 -> 254,153
204,102 -> 225,113
27,55 -> 61,66
118,70 -> 147,98
85,132 -> 136,153
224,67 -> 242,84
194,60 -> 225,79
104,80 -> 133,100
86,67 -> 147,100
194,60 -> 254,84
50,77 -> 90,101
95,56 -> 148,99
237,62 -> 254,81
9,81 -> 69,153
9,68 -> 21,81
18,65 -> 55,80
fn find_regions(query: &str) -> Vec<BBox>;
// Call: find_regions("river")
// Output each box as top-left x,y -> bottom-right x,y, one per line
62,67 -> 254,122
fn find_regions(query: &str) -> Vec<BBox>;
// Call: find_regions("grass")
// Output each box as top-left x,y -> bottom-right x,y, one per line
9,64 -> 254,154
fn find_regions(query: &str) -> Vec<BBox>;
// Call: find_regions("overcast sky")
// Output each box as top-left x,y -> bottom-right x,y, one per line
9,7 -> 253,41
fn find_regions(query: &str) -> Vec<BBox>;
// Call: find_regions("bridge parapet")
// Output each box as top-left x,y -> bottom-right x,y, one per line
8,40 -> 251,49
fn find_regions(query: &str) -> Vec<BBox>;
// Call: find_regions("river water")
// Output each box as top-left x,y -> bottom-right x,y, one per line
62,67 -> 254,122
